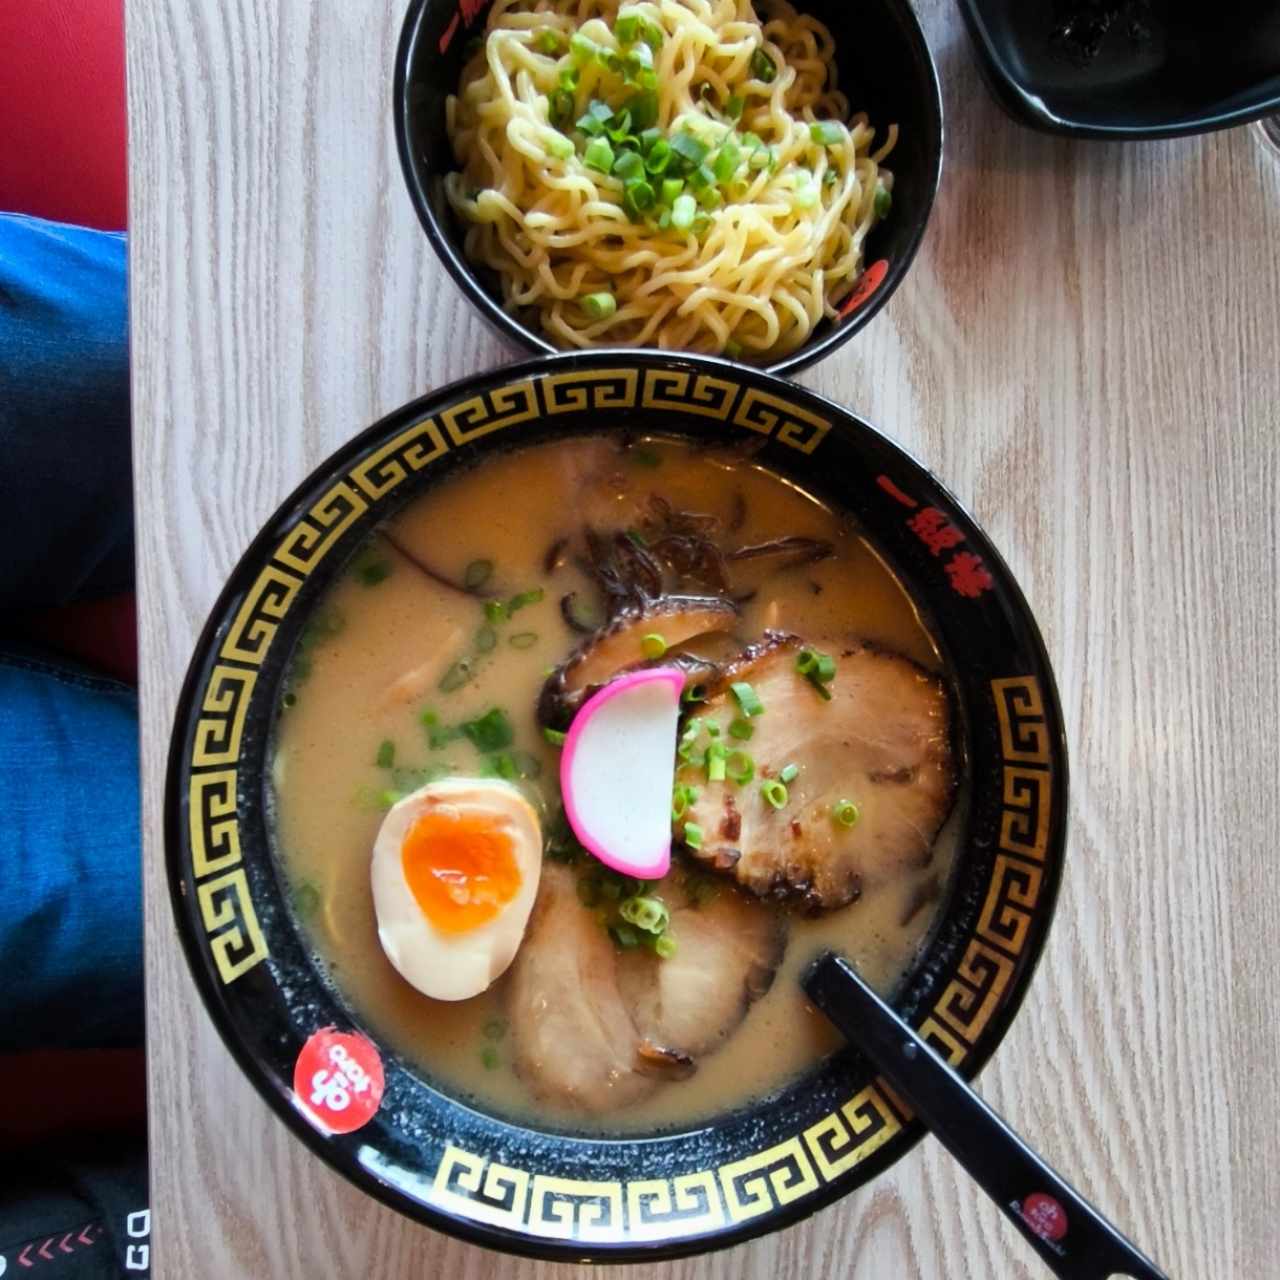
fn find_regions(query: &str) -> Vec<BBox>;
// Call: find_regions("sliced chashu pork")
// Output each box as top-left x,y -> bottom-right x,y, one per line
538,596 -> 737,728
505,864 -> 784,1111
678,634 -> 955,911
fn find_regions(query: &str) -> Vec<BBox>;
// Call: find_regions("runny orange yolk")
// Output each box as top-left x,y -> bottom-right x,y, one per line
400,807 -> 522,934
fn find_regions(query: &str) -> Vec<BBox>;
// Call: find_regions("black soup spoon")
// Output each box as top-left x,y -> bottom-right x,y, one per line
803,953 -> 1168,1280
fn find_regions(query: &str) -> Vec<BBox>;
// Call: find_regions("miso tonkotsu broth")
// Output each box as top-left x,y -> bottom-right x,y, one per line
273,434 -> 959,1132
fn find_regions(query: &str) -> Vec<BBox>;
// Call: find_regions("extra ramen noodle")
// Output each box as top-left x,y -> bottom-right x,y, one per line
444,0 -> 897,358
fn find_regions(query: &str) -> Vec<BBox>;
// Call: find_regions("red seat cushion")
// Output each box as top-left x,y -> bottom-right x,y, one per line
0,0 -> 127,231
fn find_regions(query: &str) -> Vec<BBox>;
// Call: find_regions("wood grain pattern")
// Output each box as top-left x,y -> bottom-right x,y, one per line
125,2 -> 1280,1275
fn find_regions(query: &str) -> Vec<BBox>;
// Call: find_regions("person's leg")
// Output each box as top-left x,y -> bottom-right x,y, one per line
0,212 -> 131,608
0,648 -> 142,1050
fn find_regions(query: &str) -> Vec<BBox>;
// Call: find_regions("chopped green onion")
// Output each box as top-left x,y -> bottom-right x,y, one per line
475,624 -> 497,653
292,881 -> 320,919
509,631 -> 538,648
683,821 -> 704,849
712,139 -> 741,183
657,208 -> 671,229
697,185 -> 722,210
748,144 -> 774,171
570,32 -> 598,65
548,90 -> 575,131
761,779 -> 789,809
485,752 -> 519,780
833,799 -> 860,828
796,646 -> 836,698
461,707 -> 514,753
669,130 -> 709,168
792,174 -> 819,210
691,211 -> 711,235
610,922 -> 641,949
545,129 -> 575,160
619,894 -> 669,935
484,599 -> 505,624
728,717 -> 754,740
614,13 -> 641,44
543,726 -> 567,746
816,653 -> 837,681
727,749 -> 755,784
438,660 -> 472,693
507,587 -> 545,615
613,148 -> 644,180
584,136 -> 615,172
537,29 -> 563,54
682,680 -> 707,703
875,184 -> 893,219
731,681 -> 764,717
512,750 -> 542,779
464,558 -> 494,590
624,177 -> 656,215
559,67 -> 580,92
638,126 -> 662,152
379,789 -> 404,810
627,90 -> 659,132
653,933 -> 677,959
688,162 -> 715,191
481,1045 -> 500,1070
625,41 -> 654,72
706,741 -> 728,782
645,138 -> 672,174
724,338 -> 743,359
751,48 -> 777,83
725,95 -> 744,120
581,290 -> 617,319
660,176 -> 684,204
705,721 -> 721,737
671,192 -> 697,230
483,1017 -> 508,1040
357,558 -> 392,586
376,739 -> 396,769
641,632 -> 667,659
606,108 -> 633,142
779,763 -> 800,784
577,99 -> 614,136
810,120 -> 845,147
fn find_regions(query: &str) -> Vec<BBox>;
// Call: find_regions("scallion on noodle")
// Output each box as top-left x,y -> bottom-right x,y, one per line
580,291 -> 616,319
445,0 -> 898,357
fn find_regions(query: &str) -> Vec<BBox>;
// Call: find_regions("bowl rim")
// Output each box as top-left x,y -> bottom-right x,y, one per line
164,348 -> 1068,1260
956,0 -> 1280,140
391,0 -> 944,376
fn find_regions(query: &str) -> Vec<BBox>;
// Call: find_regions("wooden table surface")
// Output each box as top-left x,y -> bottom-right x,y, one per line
126,2 -> 1280,1275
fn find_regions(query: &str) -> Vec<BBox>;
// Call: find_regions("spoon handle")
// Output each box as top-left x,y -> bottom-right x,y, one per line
804,954 -> 1167,1280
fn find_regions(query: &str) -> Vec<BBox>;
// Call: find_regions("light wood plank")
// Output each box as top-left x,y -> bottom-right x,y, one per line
127,1 -> 1280,1274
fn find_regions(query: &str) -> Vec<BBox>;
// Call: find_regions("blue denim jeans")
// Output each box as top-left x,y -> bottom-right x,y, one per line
0,214 -> 140,1050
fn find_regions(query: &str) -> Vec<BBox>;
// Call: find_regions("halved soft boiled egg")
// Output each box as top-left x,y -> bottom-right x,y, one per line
370,778 -> 542,1001
560,666 -> 685,881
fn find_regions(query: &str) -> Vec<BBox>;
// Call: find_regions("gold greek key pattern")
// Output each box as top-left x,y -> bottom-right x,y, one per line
915,1015 -> 967,1067
719,1136 -> 820,1223
190,769 -> 240,877
626,1172 -> 724,1240
976,854 -> 1044,957
220,563 -> 303,665
641,368 -> 739,420
431,1145 -> 530,1231
351,417 -> 449,500
191,665 -> 257,767
1000,765 -> 1052,860
802,1083 -> 902,1180
440,380 -> 539,445
992,675 -> 1051,764
527,1175 -> 625,1240
932,938 -> 1017,1044
196,868 -> 268,985
733,387 -> 831,454
541,367 -> 638,413
274,480 -> 368,575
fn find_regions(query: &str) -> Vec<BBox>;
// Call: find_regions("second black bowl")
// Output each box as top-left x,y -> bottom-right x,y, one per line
393,0 -> 942,376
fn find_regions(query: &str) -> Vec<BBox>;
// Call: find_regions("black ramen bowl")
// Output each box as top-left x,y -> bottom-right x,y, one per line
393,0 -> 942,376
167,351 -> 1066,1261
958,0 -> 1280,139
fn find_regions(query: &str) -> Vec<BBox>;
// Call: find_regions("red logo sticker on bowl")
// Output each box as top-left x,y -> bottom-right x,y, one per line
1020,1192 -> 1068,1242
293,1028 -> 384,1135
839,259 -> 889,318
